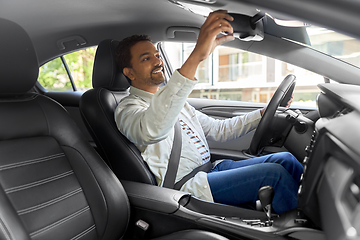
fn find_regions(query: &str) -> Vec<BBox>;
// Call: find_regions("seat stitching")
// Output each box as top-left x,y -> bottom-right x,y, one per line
5,170 -> 74,194
70,224 -> 96,240
0,153 -> 65,171
30,206 -> 90,238
61,145 -> 110,238
17,188 -> 83,215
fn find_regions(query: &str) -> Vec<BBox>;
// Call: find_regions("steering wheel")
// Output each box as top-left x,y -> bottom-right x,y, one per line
248,74 -> 296,155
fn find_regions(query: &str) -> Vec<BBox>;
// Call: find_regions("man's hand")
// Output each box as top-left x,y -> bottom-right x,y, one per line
260,94 -> 293,116
192,10 -> 235,63
179,10 -> 235,80
286,95 -> 293,108
260,107 -> 266,116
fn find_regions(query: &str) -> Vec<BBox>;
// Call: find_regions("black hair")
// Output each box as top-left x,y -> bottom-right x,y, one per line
116,34 -> 152,85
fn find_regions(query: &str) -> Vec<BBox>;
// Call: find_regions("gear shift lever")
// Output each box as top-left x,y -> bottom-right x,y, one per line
258,185 -> 275,221
241,186 -> 275,227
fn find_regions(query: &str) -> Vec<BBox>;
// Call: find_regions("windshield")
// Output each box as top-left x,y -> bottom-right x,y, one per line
306,26 -> 360,68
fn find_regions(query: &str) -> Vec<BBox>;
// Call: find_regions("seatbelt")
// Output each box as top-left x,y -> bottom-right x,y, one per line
174,160 -> 212,190
163,120 -> 213,190
163,120 -> 182,189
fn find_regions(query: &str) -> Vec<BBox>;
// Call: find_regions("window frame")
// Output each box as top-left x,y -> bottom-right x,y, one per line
60,55 -> 77,91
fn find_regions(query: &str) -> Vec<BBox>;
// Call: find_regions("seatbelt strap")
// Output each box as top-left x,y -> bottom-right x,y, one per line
174,160 -> 212,190
163,120 -> 182,189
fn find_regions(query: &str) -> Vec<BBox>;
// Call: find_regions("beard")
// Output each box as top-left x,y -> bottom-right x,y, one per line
147,66 -> 165,86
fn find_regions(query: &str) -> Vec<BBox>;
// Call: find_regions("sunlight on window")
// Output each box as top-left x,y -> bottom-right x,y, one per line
38,47 -> 97,91
38,58 -> 72,91
63,47 -> 97,91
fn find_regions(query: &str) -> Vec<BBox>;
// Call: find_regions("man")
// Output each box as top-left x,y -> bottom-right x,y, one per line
115,10 -> 303,214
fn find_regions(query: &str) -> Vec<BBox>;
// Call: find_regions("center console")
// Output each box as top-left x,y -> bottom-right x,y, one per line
121,180 -> 324,240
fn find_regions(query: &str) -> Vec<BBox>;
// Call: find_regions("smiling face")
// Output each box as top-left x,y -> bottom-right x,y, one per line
123,40 -> 165,93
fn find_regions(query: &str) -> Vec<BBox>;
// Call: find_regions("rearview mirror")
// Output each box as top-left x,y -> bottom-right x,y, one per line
227,12 -> 265,42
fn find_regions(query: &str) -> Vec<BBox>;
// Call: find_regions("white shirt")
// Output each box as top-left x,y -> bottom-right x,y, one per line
115,70 -> 262,202
179,118 -> 211,163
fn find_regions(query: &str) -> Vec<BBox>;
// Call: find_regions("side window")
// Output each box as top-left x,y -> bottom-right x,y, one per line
38,58 -> 70,91
162,42 -> 323,107
38,47 -> 97,91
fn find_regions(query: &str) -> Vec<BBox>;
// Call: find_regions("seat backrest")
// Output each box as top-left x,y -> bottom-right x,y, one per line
0,19 -> 129,240
80,39 -> 157,185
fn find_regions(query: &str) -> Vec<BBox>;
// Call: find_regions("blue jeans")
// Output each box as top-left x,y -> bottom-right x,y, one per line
207,152 -> 303,214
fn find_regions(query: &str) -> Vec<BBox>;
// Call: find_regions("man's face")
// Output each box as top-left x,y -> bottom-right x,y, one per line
125,41 -> 165,91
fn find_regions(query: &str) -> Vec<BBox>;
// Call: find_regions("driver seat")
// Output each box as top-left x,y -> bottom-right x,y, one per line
0,19 -> 228,240
80,39 -> 157,185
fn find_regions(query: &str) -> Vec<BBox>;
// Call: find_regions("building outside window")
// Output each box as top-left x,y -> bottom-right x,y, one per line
162,26 -> 360,107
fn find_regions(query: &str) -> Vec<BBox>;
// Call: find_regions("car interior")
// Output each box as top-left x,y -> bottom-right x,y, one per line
1,0 -> 360,240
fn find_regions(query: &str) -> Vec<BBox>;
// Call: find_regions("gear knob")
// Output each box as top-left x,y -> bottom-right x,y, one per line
258,185 -> 274,206
258,185 -> 274,220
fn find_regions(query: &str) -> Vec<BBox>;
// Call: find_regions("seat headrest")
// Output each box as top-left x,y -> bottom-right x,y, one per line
92,39 -> 130,91
0,18 -> 38,96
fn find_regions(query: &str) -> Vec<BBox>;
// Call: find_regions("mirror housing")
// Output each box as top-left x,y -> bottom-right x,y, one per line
228,12 -> 265,41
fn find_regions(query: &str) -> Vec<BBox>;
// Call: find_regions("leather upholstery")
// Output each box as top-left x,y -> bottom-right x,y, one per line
0,18 -> 38,96
0,19 -> 130,239
0,94 -> 130,240
80,39 -> 157,185
92,39 -> 130,90
0,20 -> 228,240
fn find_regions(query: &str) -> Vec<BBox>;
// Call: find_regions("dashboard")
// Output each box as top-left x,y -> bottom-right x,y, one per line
298,83 -> 360,240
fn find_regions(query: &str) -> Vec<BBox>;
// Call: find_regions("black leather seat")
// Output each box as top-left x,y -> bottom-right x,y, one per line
80,39 -> 157,185
0,19 -> 228,240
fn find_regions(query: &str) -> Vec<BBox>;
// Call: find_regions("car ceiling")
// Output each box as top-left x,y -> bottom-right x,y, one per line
0,0 -> 300,64
2,0 -> 360,83
1,0 -> 207,64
